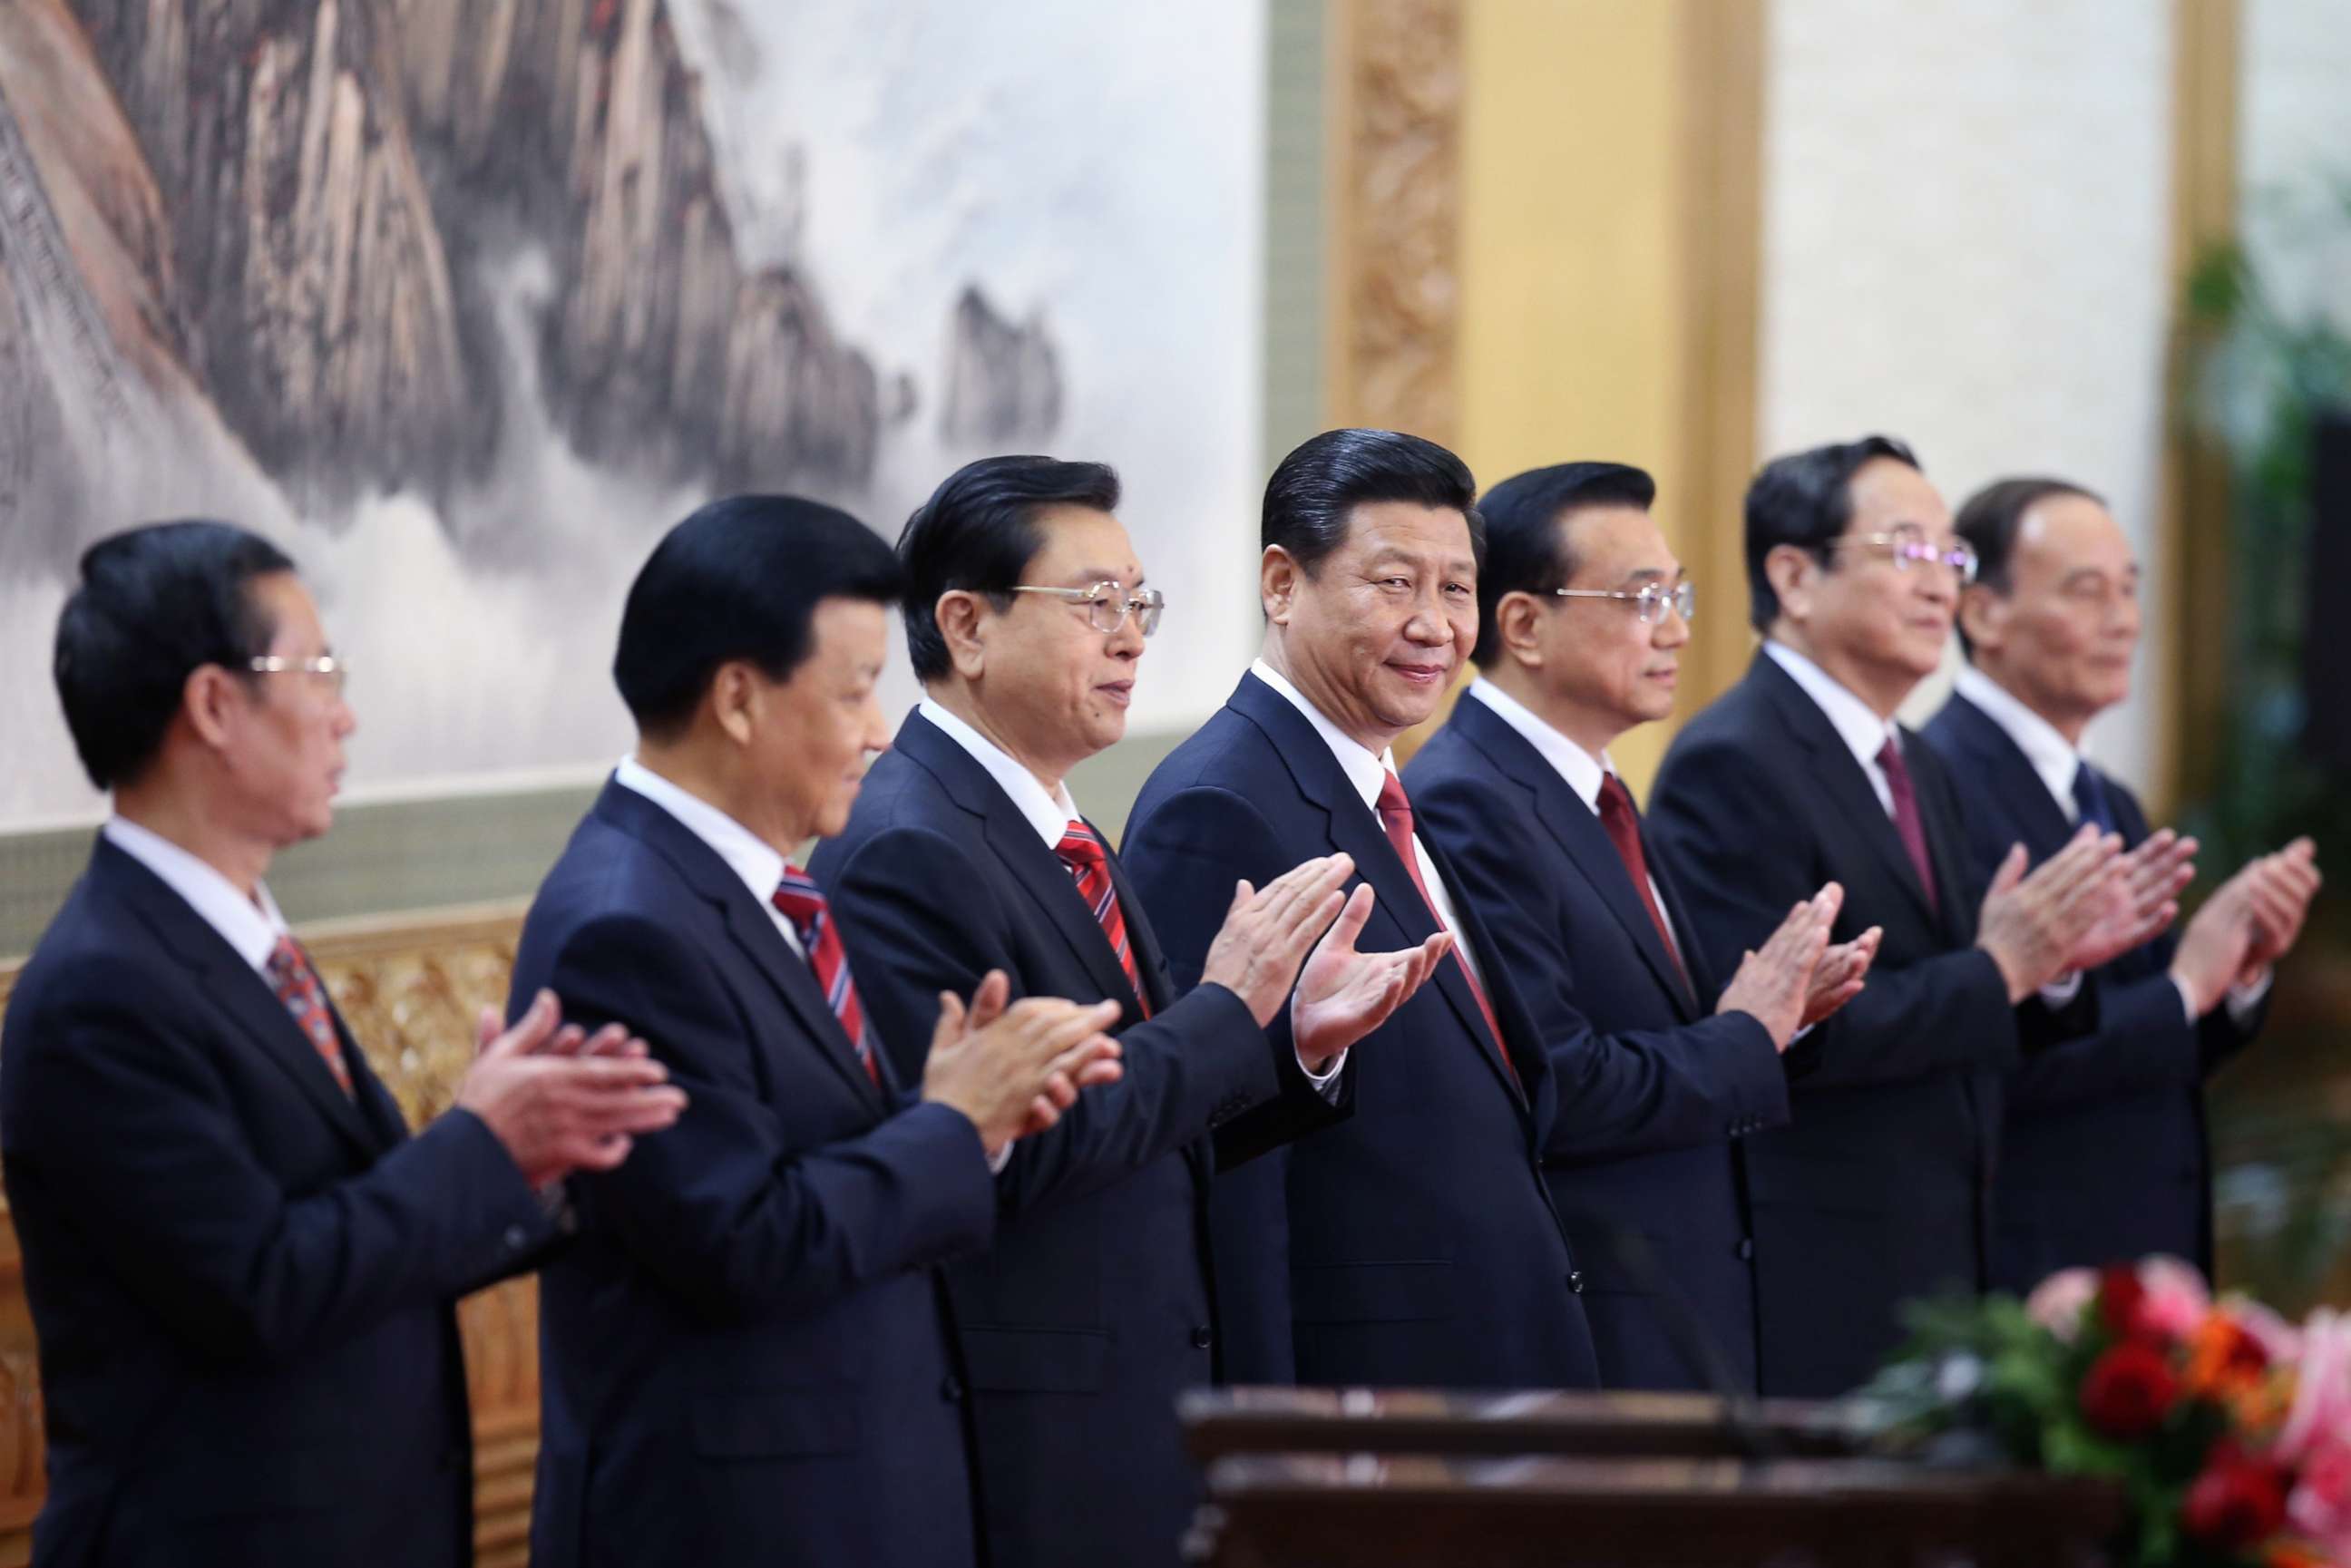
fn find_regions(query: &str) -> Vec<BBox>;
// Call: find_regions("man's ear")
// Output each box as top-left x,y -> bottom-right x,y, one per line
1765,543 -> 1818,625
1493,591 -> 1546,668
936,590 -> 990,679
707,661 -> 760,746
1261,547 -> 1301,626
1956,583 -> 2009,657
181,664 -> 243,753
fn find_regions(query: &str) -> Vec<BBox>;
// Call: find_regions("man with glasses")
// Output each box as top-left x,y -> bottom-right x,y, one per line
1644,437 -> 2187,1396
3,521 -> 686,1568
1401,462 -> 1879,1394
1923,477 -> 2319,1290
811,455 -> 1449,1568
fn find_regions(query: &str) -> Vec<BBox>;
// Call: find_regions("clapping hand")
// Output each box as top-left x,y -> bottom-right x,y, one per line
1291,883 -> 1452,1070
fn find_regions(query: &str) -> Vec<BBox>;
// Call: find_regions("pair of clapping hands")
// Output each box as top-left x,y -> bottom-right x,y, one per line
916,854 -> 1454,1157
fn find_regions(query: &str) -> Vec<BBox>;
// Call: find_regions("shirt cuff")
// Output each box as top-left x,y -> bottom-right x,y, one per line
1300,1044 -> 1348,1103
2172,973 -> 2200,1027
2038,971 -> 2083,1008
2226,967 -> 2273,1025
987,1141 -> 1015,1176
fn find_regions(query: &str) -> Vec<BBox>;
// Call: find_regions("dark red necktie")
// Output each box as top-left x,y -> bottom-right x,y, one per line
1595,774 -> 1692,995
1056,821 -> 1150,1018
1876,736 -> 1940,915
1374,771 -> 1519,1091
264,935 -> 354,1097
771,867 -> 881,1086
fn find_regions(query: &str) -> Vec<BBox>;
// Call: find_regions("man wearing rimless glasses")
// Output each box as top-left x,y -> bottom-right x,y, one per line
1404,461 -> 1880,1397
1644,436 -> 2190,1398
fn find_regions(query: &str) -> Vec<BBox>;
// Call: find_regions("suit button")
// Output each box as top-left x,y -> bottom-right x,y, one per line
1191,1325 -> 1214,1350
1737,1238 -> 1755,1261
1566,1271 -> 1585,1295
502,1224 -> 530,1251
941,1376 -> 964,1403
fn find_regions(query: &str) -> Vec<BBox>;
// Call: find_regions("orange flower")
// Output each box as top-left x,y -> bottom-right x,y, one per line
2186,1315 -> 2272,1401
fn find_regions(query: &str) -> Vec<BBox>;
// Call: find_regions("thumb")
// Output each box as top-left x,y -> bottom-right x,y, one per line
1989,842 -> 2028,897
1316,883 -> 1377,959
476,1005 -> 503,1054
931,989 -> 967,1051
485,989 -> 559,1059
968,969 -> 1011,1030
1227,879 -> 1255,918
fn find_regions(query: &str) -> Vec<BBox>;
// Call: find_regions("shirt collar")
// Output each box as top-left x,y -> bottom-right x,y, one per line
915,697 -> 1080,848
1250,657 -> 1394,809
613,755 -> 787,905
1462,677 -> 1613,813
1954,664 -> 2084,816
1763,639 -> 1900,773
101,816 -> 288,971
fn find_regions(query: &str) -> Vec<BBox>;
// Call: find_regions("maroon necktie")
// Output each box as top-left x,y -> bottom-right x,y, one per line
1595,774 -> 1692,995
1374,771 -> 1519,1091
263,936 -> 354,1097
771,867 -> 882,1086
1056,821 -> 1151,1018
1876,736 -> 1940,915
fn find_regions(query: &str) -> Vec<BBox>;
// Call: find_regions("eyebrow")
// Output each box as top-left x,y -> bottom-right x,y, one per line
1614,567 -> 1676,588
1062,568 -> 1146,588
2060,565 -> 2139,587
1363,548 -> 1476,575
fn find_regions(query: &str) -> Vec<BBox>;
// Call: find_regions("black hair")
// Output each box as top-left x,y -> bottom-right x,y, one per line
1261,428 -> 1483,577
614,493 -> 903,736
54,521 -> 297,790
1743,435 -> 1922,631
895,454 -> 1122,681
1470,462 -> 1658,667
1951,475 -> 2108,658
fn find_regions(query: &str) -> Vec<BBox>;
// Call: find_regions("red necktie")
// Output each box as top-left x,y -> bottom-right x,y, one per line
1876,736 -> 1940,915
1374,771 -> 1519,1091
263,935 -> 354,1097
771,867 -> 881,1086
1595,774 -> 1693,996
1056,821 -> 1151,1018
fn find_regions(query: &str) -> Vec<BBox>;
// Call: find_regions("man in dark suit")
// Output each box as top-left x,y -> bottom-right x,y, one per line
1121,427 -> 1606,1389
1404,461 -> 1878,1393
813,455 -> 1449,1567
1,521 -> 686,1568
1924,476 -> 2319,1287
510,496 -> 1136,1568
1645,437 -> 2188,1397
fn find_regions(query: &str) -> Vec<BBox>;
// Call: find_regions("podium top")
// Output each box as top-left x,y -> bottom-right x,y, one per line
1179,1386 -> 1855,1461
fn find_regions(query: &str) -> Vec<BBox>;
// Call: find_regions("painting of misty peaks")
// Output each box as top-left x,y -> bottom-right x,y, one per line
0,0 -> 1267,827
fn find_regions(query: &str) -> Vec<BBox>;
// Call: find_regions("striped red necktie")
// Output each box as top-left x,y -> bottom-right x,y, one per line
1374,770 -> 1519,1092
771,867 -> 882,1086
1055,821 -> 1150,1018
263,935 -> 355,1097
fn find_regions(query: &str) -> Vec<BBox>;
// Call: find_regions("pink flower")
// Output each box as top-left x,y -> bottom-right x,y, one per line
2221,1294 -> 2306,1368
2136,1256 -> 2213,1341
2286,1439 -> 2351,1562
2027,1269 -> 2099,1341
2280,1310 -> 2351,1465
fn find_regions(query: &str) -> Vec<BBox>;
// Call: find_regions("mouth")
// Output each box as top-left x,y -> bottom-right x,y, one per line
1647,664 -> 1680,685
1096,680 -> 1135,708
1387,662 -> 1448,688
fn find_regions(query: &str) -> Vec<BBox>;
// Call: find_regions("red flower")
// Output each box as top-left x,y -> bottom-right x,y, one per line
2099,1263 -> 2151,1341
2182,1449 -> 2289,1551
2078,1342 -> 2179,1438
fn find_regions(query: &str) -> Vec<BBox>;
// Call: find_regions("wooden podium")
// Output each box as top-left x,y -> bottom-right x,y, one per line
1180,1388 -> 2125,1568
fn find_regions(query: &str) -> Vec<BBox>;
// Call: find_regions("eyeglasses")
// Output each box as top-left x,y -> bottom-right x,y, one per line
1829,531 -> 1980,584
247,654 -> 349,695
1554,579 -> 1695,626
1008,582 -> 1166,637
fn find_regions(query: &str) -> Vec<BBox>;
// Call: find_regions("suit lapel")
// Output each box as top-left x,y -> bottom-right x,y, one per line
1942,695 -> 2076,862
1902,725 -> 1983,947
1453,699 -> 1698,1019
96,842 -> 385,1158
595,784 -> 888,1116
1231,676 -> 1528,1115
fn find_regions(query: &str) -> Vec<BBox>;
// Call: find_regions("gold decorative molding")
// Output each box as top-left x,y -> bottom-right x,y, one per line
1324,0 -> 1465,443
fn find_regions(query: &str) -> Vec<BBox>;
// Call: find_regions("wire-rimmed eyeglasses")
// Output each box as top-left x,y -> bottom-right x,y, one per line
1829,531 -> 1980,584
1553,579 -> 1695,626
247,655 -> 349,694
1008,582 -> 1166,637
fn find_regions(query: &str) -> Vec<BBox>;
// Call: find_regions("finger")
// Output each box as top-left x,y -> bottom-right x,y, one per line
1226,880 -> 1254,920
476,1005 -> 502,1053
569,1134 -> 634,1174
546,1023 -> 589,1058
1022,1096 -> 1062,1136
580,1022 -> 637,1058
930,989 -> 968,1051
1039,1071 -> 1079,1111
1989,842 -> 2029,896
1311,884 -> 1378,962
484,989 -> 561,1059
1812,881 -> 1846,925
1040,1034 -> 1123,1085
969,970 -> 1012,1031
1072,1057 -> 1125,1089
1282,888 -> 1351,960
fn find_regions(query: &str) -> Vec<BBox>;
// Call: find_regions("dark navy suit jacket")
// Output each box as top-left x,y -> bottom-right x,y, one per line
1922,691 -> 2264,1286
810,708 -> 1342,1568
1121,672 -> 1601,1391
511,782 -> 999,1568
0,838 -> 550,1568
1647,653 -> 2021,1397
1404,690 -> 1789,1392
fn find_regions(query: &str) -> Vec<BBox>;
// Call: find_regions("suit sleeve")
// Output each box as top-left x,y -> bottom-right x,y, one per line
817,822 -> 1275,1218
545,911 -> 998,1326
1412,778 -> 1789,1161
2004,971 -> 2203,1113
4,960 -> 546,1366
1647,735 -> 2018,1088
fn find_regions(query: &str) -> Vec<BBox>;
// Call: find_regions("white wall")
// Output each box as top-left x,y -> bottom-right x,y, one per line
2239,0 -> 2351,331
1758,0 -> 2174,791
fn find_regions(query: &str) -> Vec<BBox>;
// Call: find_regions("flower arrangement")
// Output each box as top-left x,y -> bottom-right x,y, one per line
1850,1257 -> 2350,1566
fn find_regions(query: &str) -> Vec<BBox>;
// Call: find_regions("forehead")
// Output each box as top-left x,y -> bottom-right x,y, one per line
250,570 -> 325,649
1559,503 -> 1675,579
1842,458 -> 1949,534
805,596 -> 890,668
2015,492 -> 2134,570
1024,504 -> 1138,579
1337,500 -> 1476,562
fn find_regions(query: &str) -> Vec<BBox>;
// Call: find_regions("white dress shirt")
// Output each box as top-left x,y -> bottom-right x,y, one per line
1952,667 -> 2269,1026
102,816 -> 289,971
918,696 -> 1344,1091
1249,658 -> 1492,997
613,756 -> 804,959
1462,677 -> 1685,968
